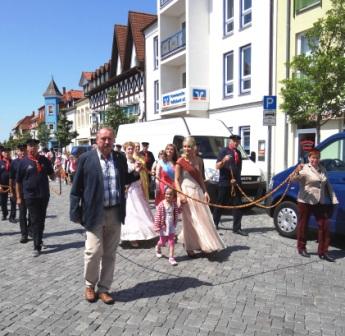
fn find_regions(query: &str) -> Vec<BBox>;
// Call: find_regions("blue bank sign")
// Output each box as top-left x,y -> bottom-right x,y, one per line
192,88 -> 207,101
162,89 -> 186,110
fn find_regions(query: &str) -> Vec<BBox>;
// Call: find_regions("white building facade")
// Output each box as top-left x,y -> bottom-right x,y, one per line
145,0 -> 274,176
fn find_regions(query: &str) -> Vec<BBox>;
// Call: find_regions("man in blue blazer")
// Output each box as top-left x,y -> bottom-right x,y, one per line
70,127 -> 139,304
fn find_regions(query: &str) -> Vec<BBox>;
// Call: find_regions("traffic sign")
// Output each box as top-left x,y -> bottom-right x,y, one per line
263,95 -> 277,110
263,96 -> 276,126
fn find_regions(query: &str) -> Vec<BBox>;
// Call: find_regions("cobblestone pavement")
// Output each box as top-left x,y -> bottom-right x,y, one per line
1,181 -> 345,336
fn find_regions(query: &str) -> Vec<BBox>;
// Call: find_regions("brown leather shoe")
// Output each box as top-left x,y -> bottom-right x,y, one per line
85,287 -> 97,303
98,292 -> 115,304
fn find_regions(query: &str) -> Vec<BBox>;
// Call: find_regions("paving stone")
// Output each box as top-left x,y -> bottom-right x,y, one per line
0,183 -> 344,335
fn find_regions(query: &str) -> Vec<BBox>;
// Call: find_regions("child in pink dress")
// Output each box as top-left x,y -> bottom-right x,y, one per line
153,187 -> 182,266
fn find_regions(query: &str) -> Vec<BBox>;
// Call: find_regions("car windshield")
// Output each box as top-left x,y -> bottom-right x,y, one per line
193,136 -> 248,159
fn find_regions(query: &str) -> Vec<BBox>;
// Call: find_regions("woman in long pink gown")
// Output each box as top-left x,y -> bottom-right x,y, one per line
121,142 -> 158,247
175,136 -> 225,256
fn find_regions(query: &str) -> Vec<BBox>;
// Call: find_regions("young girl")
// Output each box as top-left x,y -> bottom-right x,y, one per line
153,186 -> 181,266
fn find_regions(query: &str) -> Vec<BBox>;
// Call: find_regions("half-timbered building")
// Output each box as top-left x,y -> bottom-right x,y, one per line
85,11 -> 157,127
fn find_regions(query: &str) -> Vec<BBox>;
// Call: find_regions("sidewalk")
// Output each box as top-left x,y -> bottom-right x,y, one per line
0,181 -> 344,336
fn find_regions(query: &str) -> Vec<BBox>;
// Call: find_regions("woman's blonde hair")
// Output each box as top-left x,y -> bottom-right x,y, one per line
183,136 -> 196,148
123,141 -> 135,150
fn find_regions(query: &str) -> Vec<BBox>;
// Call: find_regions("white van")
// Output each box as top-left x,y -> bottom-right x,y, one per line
116,117 -> 266,201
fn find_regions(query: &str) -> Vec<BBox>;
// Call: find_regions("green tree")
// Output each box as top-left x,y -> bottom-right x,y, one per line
37,122 -> 51,147
55,109 -> 78,149
280,0 -> 345,143
103,89 -> 136,133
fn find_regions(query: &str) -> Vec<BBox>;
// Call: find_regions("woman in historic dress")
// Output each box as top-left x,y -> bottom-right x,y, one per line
134,142 -> 150,200
121,142 -> 158,247
154,144 -> 179,206
175,136 -> 225,256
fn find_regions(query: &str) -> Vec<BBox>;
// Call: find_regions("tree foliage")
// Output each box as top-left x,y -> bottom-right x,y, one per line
55,109 -> 78,149
280,0 -> 345,142
2,131 -> 32,150
37,122 -> 51,148
103,89 -> 136,133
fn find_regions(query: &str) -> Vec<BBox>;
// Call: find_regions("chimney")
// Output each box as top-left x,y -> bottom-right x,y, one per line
62,86 -> 66,94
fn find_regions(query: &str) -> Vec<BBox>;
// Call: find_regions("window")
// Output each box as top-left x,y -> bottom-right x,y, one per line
224,0 -> 234,35
48,105 -> 54,115
320,138 -> 345,172
241,0 -> 252,28
153,36 -> 159,70
240,126 -> 250,154
295,0 -> 321,14
297,32 -> 317,56
154,80 -> 159,114
240,45 -> 251,93
182,72 -> 186,88
123,104 -> 139,116
224,51 -> 234,97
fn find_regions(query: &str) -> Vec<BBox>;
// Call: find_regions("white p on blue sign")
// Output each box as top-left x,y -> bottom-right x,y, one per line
263,96 -> 277,110
263,95 -> 277,126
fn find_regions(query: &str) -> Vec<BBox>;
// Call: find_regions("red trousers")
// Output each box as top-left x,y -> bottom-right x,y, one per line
297,202 -> 333,255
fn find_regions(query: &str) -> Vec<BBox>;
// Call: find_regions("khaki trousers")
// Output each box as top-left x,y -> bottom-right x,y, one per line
84,207 -> 121,293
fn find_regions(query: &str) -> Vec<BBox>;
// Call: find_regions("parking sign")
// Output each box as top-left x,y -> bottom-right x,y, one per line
263,96 -> 277,126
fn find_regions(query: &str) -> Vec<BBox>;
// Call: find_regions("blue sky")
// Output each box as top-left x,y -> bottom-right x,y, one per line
0,0 -> 156,142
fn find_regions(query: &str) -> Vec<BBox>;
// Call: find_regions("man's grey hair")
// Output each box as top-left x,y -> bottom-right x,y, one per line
96,126 -> 115,137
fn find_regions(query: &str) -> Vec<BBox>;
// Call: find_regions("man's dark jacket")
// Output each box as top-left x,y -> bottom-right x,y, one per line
70,149 -> 138,230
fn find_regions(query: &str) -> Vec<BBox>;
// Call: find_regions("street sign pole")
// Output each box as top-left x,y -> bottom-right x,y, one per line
263,96 -> 277,187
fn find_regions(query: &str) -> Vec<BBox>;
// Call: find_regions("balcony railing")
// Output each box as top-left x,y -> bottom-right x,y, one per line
160,0 -> 173,8
161,29 -> 186,59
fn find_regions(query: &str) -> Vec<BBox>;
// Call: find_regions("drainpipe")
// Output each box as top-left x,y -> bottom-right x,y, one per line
284,0 -> 291,169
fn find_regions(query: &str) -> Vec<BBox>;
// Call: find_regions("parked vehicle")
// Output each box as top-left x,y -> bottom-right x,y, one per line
116,117 -> 266,202
71,145 -> 93,158
266,131 -> 345,237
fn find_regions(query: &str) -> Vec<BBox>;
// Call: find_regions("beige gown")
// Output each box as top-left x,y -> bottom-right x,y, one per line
179,170 -> 225,253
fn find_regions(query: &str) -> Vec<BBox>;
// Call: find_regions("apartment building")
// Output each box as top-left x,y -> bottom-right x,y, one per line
145,0 -> 274,175
274,0 -> 345,173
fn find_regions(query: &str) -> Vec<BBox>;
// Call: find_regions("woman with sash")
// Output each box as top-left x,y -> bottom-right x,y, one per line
154,144 -> 179,206
175,136 -> 225,257
134,142 -> 150,200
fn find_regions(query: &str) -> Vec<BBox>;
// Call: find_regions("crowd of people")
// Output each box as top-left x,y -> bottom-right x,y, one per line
0,125 -> 339,305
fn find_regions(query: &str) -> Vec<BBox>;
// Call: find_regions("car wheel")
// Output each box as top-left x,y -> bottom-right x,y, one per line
273,201 -> 298,238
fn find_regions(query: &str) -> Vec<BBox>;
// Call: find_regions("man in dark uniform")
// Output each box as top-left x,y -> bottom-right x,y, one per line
10,143 -> 31,243
0,147 -> 16,221
16,139 -> 55,256
140,142 -> 155,171
212,134 -> 248,236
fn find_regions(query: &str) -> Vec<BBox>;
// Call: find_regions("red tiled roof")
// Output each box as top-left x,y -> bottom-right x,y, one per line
12,115 -> 34,131
82,72 -> 93,81
115,25 -> 128,67
128,11 -> 157,63
63,90 -> 84,102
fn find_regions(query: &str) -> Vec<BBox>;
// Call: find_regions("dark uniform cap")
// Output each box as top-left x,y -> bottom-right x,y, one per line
229,134 -> 241,141
17,143 -> 26,150
26,139 -> 40,146
141,142 -> 149,146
